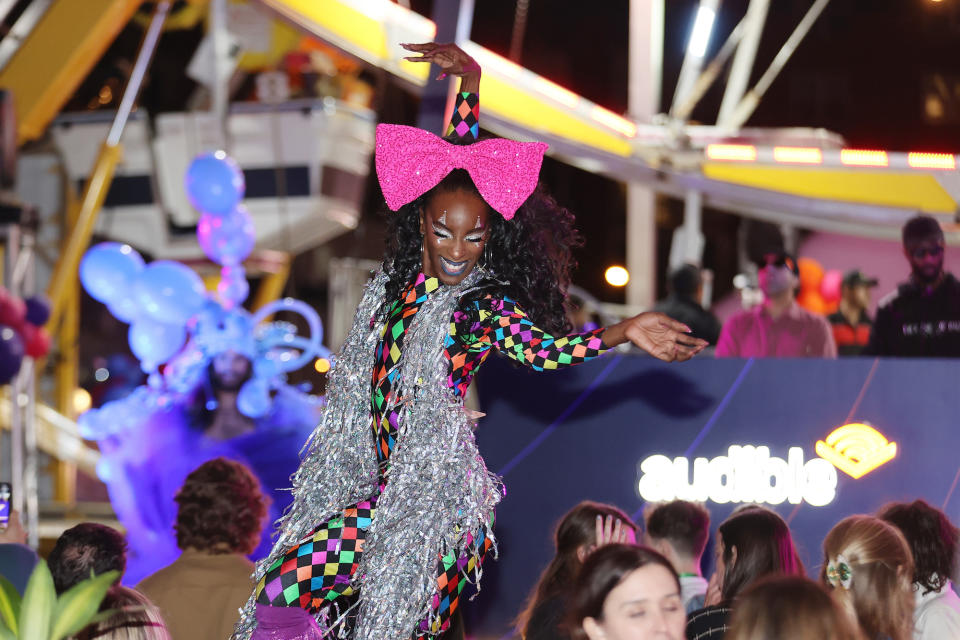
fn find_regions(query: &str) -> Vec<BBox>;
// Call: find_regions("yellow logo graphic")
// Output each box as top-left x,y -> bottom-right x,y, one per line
815,423 -> 897,479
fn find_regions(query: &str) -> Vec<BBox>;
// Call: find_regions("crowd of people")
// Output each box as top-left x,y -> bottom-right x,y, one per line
3,460 -> 958,640
523,497 -> 960,640
660,214 -> 960,359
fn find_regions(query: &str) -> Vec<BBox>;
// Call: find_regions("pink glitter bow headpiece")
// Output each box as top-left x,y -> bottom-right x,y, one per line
375,124 -> 548,220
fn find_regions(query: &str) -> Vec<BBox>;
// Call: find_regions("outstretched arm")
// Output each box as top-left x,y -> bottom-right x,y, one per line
481,299 -> 706,369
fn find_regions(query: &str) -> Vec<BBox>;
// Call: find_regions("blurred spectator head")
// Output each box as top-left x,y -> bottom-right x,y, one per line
715,506 -> 804,602
517,501 -> 637,635
878,499 -> 958,596
174,457 -> 267,556
667,264 -> 702,299
902,215 -> 945,284
47,523 -> 126,594
570,543 -> 685,640
841,270 -> 878,311
757,252 -> 799,299
726,575 -> 862,640
643,500 -> 711,567
76,585 -> 170,640
821,515 -> 914,640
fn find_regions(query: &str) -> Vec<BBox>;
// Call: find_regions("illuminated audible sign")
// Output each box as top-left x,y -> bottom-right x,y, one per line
637,446 -> 838,507
815,423 -> 897,479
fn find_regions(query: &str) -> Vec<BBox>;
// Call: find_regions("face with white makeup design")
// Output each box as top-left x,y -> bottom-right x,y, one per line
419,188 -> 491,286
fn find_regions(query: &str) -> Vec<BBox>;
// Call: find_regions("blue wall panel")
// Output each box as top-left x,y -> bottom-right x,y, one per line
467,354 -> 960,637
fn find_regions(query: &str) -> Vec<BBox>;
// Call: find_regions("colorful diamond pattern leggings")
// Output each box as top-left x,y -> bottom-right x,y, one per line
254,490 -> 492,638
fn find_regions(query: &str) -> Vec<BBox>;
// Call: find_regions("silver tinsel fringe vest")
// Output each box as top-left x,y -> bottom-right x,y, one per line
233,268 -> 504,639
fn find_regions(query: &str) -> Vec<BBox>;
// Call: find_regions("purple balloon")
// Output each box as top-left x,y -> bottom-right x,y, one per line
197,207 -> 256,266
24,296 -> 51,326
0,324 -> 24,384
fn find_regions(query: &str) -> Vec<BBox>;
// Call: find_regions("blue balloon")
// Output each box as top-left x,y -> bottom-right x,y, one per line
217,264 -> 249,309
128,317 -> 186,367
108,296 -> 141,324
133,261 -> 207,325
197,207 -> 256,266
24,296 -> 51,326
238,378 -> 271,418
185,151 -> 245,215
0,324 -> 24,384
80,243 -> 145,305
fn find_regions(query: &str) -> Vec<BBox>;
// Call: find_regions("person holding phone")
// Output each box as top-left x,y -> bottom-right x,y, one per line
0,499 -> 39,596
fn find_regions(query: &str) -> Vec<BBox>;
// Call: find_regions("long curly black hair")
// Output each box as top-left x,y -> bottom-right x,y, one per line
381,165 -> 582,335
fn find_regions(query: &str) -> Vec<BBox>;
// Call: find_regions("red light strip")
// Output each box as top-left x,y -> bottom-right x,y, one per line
706,144 -> 757,162
840,149 -> 889,167
907,152 -> 956,170
773,147 -> 823,164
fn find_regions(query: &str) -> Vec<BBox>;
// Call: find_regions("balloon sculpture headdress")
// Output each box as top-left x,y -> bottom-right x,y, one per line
79,151 -> 329,442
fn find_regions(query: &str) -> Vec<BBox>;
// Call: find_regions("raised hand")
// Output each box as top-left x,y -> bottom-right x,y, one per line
401,42 -> 481,91
595,514 -> 637,547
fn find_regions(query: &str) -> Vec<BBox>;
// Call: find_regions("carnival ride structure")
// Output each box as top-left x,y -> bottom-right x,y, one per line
0,0 -> 958,542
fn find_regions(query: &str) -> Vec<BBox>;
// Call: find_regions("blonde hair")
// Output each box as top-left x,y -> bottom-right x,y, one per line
76,586 -> 170,640
726,575 -> 864,640
821,515 -> 914,640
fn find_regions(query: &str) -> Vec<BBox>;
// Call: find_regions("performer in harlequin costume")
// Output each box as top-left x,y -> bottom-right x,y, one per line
235,43 -> 706,640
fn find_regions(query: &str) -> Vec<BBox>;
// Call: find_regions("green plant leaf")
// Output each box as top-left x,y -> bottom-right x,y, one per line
48,570 -> 118,640
0,574 -> 20,636
0,617 -> 15,640
18,563 -> 55,640
83,608 -> 122,626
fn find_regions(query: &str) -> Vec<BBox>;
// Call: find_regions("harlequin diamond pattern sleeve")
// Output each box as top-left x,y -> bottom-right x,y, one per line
481,297 -> 609,370
445,91 -> 479,142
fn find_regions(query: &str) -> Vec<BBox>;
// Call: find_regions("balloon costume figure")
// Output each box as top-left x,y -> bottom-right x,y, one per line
234,43 -> 705,640
78,152 -> 329,584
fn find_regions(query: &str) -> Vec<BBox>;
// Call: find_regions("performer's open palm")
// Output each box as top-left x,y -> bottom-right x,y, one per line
401,42 -> 480,80
622,312 -> 708,362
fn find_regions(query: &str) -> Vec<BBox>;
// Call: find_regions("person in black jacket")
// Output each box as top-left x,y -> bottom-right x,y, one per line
654,265 -> 721,345
865,215 -> 960,357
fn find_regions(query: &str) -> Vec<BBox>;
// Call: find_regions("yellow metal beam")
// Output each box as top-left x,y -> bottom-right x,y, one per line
46,143 -> 123,334
702,164 -> 958,214
251,251 -> 291,313
52,189 -> 82,506
257,0 -> 635,157
0,0 -> 143,144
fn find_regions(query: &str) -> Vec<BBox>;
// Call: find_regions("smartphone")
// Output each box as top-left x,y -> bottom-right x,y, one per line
0,482 -> 11,530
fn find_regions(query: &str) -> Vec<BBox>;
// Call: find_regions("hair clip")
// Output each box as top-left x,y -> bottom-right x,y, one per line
826,553 -> 853,590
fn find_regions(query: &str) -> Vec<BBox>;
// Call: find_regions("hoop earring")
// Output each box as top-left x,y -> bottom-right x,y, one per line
483,243 -> 491,268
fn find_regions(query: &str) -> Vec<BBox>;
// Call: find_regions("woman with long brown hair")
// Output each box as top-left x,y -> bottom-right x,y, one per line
518,502 -> 637,639
686,506 -> 805,639
726,575 -> 864,640
821,515 -> 914,640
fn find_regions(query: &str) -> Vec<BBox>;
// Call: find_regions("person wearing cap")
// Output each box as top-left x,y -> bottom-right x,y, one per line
716,252 -> 837,358
827,270 -> 878,356
865,214 -> 960,357
653,264 -> 721,345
